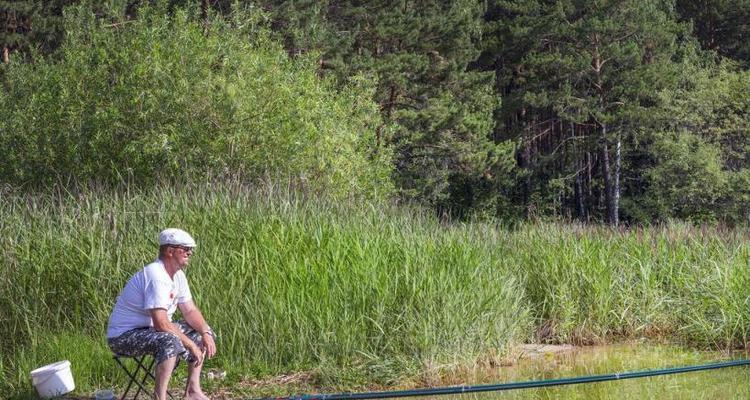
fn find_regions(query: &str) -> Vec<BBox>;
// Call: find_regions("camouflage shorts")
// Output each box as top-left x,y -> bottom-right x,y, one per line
107,320 -> 212,364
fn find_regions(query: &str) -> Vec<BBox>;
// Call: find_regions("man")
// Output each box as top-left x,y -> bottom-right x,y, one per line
107,228 -> 217,400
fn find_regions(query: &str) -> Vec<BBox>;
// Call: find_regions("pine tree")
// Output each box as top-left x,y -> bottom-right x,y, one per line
0,0 -> 79,62
481,0 -> 689,224
260,1 -> 515,217
1,1 -> 34,62
676,0 -> 750,65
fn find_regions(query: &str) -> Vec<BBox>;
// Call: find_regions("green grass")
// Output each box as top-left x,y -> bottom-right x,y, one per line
1,183 -> 749,397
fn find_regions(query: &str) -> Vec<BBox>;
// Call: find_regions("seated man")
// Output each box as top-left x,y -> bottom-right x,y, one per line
107,228 -> 217,400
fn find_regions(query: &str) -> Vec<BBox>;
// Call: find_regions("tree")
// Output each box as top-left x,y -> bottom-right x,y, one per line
676,0 -> 750,66
0,0 -> 81,63
638,61 -> 750,223
481,0 -> 689,224
260,1 -> 516,218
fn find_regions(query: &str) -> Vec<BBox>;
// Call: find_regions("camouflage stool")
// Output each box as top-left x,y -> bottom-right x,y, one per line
112,354 -> 176,400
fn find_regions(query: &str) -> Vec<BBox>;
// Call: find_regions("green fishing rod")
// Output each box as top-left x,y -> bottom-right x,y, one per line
254,358 -> 750,400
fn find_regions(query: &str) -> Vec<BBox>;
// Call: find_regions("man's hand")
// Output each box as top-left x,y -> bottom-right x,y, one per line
202,333 -> 217,359
179,301 -> 217,359
188,342 -> 205,367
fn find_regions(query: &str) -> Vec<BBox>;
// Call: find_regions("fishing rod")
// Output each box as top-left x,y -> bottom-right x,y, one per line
253,358 -> 750,400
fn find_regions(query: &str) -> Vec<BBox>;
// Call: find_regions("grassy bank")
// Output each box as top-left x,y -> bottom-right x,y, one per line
1,184 -> 748,397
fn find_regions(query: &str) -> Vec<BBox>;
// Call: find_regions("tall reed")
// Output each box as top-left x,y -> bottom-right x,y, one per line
2,184 -> 749,396
0,183 -> 528,394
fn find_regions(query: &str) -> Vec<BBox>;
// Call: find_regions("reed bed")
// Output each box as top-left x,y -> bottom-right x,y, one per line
1,184 -> 748,396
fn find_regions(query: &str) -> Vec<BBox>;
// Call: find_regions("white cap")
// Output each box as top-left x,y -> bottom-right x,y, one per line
158,228 -> 197,248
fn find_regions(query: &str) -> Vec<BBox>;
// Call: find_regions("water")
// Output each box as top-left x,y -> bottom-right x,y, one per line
415,344 -> 750,400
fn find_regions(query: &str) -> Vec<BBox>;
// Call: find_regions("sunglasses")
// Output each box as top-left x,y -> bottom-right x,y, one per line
170,245 -> 195,253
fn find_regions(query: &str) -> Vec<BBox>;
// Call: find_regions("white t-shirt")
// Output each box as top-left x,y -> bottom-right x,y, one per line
107,259 -> 193,338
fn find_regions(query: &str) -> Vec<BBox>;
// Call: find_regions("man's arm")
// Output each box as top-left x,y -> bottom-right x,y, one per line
149,308 -> 206,366
178,300 -> 217,359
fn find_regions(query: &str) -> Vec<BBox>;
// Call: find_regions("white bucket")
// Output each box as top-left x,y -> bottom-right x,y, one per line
30,360 -> 75,398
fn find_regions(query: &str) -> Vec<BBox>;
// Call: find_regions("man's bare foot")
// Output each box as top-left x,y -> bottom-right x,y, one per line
185,388 -> 211,400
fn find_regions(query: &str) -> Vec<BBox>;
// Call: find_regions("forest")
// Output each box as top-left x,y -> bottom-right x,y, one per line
2,0 -> 749,225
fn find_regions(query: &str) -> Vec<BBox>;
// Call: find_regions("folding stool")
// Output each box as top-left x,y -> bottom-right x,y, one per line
112,354 -> 176,400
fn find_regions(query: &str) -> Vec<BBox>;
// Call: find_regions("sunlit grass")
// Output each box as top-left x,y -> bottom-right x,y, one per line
0,183 -> 528,395
1,183 -> 748,396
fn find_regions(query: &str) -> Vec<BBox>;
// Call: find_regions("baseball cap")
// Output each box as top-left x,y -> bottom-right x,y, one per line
158,228 -> 197,248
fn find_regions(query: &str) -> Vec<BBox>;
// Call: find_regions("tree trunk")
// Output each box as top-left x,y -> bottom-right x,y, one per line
519,107 -> 532,217
570,122 -> 586,221
591,38 -> 617,225
525,111 -> 536,218
600,123 -> 617,225
201,0 -> 210,34
373,85 -> 398,151
575,159 -> 586,221
586,150 -> 592,198
613,133 -> 621,224
3,46 -> 8,64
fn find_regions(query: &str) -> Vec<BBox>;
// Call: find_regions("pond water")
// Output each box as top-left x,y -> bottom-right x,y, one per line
417,344 -> 750,400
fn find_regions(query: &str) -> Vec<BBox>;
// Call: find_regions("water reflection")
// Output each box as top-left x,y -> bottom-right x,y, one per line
411,344 -> 750,400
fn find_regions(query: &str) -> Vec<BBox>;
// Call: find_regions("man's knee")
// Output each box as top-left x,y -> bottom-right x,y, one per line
153,333 -> 184,364
156,354 -> 178,369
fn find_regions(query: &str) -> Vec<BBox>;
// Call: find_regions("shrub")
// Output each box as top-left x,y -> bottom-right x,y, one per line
0,5 -> 393,198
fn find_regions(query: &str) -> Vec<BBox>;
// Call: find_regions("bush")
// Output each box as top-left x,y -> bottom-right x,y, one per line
0,4 -> 392,198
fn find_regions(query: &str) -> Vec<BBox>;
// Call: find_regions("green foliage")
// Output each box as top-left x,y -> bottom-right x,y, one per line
508,223 -> 750,348
0,0 -> 80,62
261,1 -> 516,217
478,0 -> 750,225
0,4 -> 392,198
480,0 -> 695,223
3,0 -> 750,223
676,0 -> 750,65
501,0 -> 689,123
0,184 -> 529,394
634,62 -> 750,223
4,186 -> 750,396
641,132 -> 727,222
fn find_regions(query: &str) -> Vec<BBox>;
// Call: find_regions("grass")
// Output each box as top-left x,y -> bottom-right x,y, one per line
1,183 -> 749,397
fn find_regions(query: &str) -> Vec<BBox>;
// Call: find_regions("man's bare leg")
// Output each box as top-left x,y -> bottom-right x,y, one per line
184,360 -> 210,400
154,356 -> 177,400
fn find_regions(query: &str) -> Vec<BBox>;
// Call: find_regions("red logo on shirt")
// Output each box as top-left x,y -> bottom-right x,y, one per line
170,292 -> 174,299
